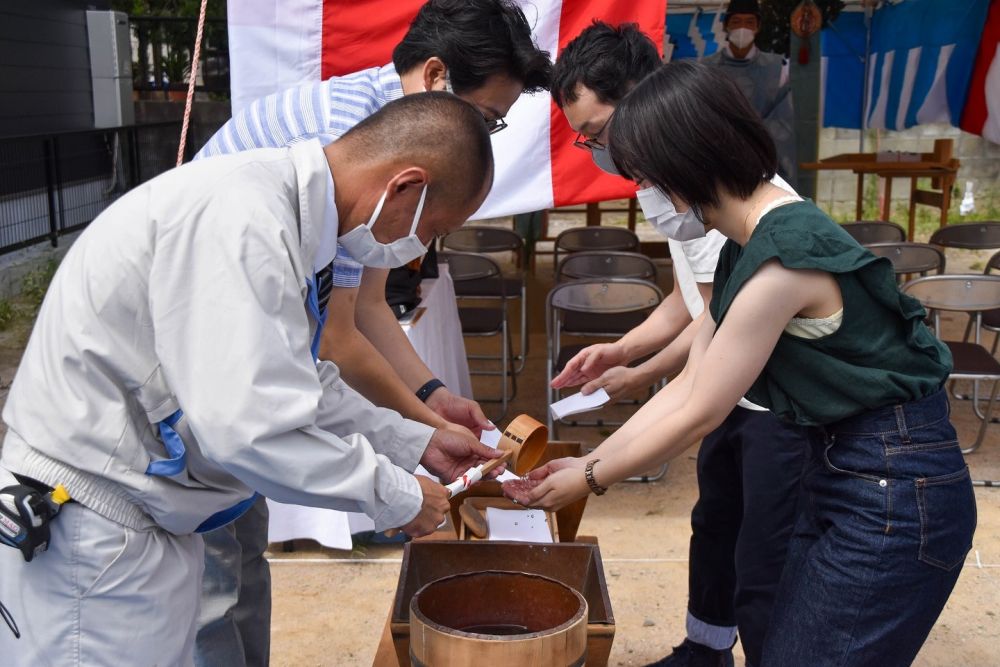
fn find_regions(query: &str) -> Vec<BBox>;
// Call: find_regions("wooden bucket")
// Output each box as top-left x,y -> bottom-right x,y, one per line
498,414 -> 548,475
409,571 -> 588,666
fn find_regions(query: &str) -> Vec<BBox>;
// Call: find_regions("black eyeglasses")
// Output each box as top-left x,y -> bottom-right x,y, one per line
485,116 -> 508,135
572,112 -> 615,151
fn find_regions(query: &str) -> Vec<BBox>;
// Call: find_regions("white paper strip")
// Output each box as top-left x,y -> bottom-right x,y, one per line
549,388 -> 610,420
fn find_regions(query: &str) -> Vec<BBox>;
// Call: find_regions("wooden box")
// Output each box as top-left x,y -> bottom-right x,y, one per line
390,540 -> 615,666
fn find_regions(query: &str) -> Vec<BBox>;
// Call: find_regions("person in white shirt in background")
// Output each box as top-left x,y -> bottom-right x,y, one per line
703,0 -> 797,188
550,23 -> 808,667
0,93 -> 501,667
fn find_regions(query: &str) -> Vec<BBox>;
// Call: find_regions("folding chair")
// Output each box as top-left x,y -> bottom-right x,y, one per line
555,251 -> 657,284
981,250 -> 1000,356
929,221 -> 1000,250
441,226 -> 528,373
901,275 -> 1000,485
865,242 -> 945,281
439,251 -> 516,421
841,220 -> 905,245
552,226 -> 640,270
546,278 -> 668,482
955,251 -> 1000,414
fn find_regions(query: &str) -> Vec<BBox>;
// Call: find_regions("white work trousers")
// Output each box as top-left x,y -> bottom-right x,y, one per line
0,496 -> 204,666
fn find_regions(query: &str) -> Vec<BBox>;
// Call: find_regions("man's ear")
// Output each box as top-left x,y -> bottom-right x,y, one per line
385,167 -> 428,201
421,57 -> 448,91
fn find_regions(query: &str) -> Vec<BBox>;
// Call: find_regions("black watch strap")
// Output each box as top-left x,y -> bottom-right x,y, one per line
416,378 -> 445,402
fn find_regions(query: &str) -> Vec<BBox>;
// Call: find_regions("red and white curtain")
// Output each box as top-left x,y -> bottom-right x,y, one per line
227,0 -> 665,219
961,0 -> 1000,144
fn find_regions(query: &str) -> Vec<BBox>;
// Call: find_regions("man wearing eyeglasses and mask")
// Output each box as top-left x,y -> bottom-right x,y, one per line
551,22 -> 808,667
194,1 -> 550,665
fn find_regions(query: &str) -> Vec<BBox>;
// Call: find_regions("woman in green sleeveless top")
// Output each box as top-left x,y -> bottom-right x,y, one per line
505,62 -> 976,666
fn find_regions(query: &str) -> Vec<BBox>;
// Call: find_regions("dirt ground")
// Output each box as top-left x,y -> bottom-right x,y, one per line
266,366 -> 1000,667
265,244 -> 1000,667
0,239 -> 997,666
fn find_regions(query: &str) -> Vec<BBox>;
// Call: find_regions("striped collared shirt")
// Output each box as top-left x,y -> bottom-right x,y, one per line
195,63 -> 405,293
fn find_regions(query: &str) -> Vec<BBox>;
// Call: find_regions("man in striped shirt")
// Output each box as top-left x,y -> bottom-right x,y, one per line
193,1 -> 551,664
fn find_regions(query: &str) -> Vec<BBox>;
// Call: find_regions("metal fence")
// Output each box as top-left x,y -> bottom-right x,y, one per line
0,122 -> 184,255
131,16 -> 230,97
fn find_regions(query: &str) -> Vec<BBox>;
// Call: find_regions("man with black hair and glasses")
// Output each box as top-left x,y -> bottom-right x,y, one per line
194,2 -> 551,664
550,21 -> 807,667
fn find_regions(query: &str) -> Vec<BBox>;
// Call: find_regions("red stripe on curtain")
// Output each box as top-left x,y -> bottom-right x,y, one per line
549,0 -> 665,208
321,1 -> 423,78
960,0 -> 1000,136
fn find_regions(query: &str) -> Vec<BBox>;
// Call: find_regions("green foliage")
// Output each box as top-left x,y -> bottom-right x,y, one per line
0,300 -> 14,332
110,0 -> 226,18
758,0 -> 845,57
21,260 -> 59,310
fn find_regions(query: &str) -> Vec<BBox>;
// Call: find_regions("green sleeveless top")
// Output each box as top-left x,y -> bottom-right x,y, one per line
709,201 -> 952,426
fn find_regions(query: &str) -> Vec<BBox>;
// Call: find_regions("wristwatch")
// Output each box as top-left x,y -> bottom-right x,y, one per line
416,378 -> 445,402
585,459 -> 607,496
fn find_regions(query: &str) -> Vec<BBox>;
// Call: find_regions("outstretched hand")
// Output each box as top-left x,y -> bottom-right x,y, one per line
580,365 -> 646,402
425,387 -> 493,438
550,343 -> 626,392
501,457 -> 591,511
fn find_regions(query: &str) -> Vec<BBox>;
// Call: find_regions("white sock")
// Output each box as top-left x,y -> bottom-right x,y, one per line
686,610 -> 737,651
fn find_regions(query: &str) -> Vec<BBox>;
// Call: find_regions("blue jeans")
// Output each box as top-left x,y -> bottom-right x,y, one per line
761,389 -> 976,666
687,407 -> 808,663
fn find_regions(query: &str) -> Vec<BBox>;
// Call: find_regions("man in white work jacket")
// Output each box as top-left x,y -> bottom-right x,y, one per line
0,93 -> 497,666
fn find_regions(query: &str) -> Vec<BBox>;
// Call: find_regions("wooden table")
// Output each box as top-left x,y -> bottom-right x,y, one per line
800,139 -> 960,240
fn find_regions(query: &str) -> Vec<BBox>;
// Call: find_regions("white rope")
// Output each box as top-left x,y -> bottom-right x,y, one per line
176,0 -> 209,166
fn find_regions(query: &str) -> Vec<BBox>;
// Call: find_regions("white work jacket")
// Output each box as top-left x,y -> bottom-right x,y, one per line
1,140 -> 431,534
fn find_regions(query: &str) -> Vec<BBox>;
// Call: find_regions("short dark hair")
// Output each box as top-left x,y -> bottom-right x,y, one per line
610,61 -> 776,209
341,92 -> 494,208
392,0 -> 552,94
724,0 -> 761,26
551,21 -> 661,108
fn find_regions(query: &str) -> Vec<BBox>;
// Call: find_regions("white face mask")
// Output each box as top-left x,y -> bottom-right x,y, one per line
636,186 -> 706,242
728,27 -> 756,50
590,146 -> 620,176
338,184 -> 429,268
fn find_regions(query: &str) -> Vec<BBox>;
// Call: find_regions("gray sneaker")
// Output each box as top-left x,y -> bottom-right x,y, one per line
644,639 -> 735,667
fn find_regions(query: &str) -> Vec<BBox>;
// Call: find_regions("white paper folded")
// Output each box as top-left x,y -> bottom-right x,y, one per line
485,507 -> 553,543
549,388 -> 610,420
480,427 -> 501,448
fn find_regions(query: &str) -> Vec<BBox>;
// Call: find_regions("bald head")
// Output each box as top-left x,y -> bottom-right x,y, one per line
336,92 -> 495,213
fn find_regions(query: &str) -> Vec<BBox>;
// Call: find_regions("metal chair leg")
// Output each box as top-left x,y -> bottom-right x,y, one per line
546,355 -> 555,435
972,379 -> 1000,423
513,286 -> 528,374
963,379 -> 999,455
970,380 -> 1000,487
625,463 -> 669,483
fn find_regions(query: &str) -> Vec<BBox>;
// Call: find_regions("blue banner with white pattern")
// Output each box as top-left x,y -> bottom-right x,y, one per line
666,1 -> 991,132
